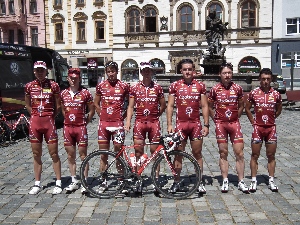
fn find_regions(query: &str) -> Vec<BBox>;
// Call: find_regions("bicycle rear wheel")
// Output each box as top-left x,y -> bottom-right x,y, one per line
80,150 -> 129,198
21,116 -> 30,140
151,150 -> 201,200
0,121 -> 9,145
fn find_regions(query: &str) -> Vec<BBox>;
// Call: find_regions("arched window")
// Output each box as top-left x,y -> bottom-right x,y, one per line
128,9 -> 141,33
238,56 -> 261,73
144,8 -> 157,32
208,3 -> 223,21
121,59 -> 139,82
241,1 -> 256,27
179,5 -> 193,31
149,58 -> 165,74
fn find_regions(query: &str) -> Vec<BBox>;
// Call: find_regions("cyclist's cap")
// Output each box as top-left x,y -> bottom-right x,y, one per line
68,68 -> 81,77
34,61 -> 47,69
140,62 -> 153,71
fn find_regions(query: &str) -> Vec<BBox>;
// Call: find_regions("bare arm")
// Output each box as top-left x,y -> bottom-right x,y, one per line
122,93 -> 129,120
275,102 -> 282,118
166,95 -> 175,133
245,100 -> 254,125
208,101 -> 215,120
201,94 -> 209,137
54,94 -> 61,118
124,97 -> 135,131
159,97 -> 166,117
237,98 -> 244,118
94,94 -> 101,117
86,102 -> 95,124
25,95 -> 32,115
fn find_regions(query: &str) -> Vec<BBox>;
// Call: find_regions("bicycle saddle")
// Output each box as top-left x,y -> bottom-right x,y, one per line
106,127 -> 123,132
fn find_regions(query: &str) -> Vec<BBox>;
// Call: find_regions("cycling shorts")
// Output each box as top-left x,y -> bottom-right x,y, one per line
175,121 -> 203,141
133,120 -> 161,142
29,115 -> 58,144
98,121 -> 124,145
63,125 -> 88,147
215,121 -> 243,144
252,125 -> 277,144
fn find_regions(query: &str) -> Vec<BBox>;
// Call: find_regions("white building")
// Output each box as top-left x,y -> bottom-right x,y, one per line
45,0 -> 272,86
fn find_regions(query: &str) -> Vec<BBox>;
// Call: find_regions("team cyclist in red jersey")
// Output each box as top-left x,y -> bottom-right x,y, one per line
94,61 -> 130,193
245,68 -> 282,192
25,61 -> 62,195
167,58 -> 209,194
60,68 -> 95,194
208,62 -> 249,193
125,62 -> 166,192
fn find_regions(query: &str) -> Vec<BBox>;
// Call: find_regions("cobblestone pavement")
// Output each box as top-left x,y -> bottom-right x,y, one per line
0,90 -> 300,225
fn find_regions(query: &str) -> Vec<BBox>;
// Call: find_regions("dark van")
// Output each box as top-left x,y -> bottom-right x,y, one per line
0,43 -> 69,118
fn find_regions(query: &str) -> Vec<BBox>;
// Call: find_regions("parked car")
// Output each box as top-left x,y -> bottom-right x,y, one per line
275,75 -> 286,94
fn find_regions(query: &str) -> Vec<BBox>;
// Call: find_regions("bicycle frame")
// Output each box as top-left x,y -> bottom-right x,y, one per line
114,140 -> 178,178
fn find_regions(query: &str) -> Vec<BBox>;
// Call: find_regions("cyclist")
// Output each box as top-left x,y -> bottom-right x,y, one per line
125,62 -> 166,192
25,61 -> 62,195
208,62 -> 248,193
94,61 -> 129,193
167,58 -> 209,194
60,68 -> 95,194
245,68 -> 282,192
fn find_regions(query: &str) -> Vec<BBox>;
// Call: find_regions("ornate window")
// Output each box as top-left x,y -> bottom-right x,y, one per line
77,22 -> 86,41
149,58 -> 165,74
207,2 -> 223,21
54,0 -> 62,10
8,0 -> 14,14
94,0 -> 103,6
73,12 -> 88,42
76,0 -> 85,8
18,29 -> 24,45
144,8 -> 157,32
0,0 -> 6,14
30,0 -> 37,14
127,9 -> 141,33
178,4 -> 193,31
92,11 -> 106,41
241,0 -> 256,27
31,28 -> 38,46
238,56 -> 261,73
286,18 -> 300,35
121,59 -> 139,82
51,14 -> 65,43
55,23 -> 63,41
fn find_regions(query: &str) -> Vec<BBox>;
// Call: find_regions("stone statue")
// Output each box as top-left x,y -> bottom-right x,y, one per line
205,9 -> 229,59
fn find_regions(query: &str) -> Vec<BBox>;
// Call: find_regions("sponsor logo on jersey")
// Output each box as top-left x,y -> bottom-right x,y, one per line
43,88 -> 51,93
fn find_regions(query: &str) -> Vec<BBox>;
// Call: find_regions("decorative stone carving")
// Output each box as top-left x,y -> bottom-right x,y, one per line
160,16 -> 168,31
92,11 -> 107,20
73,12 -> 88,21
51,13 -> 65,23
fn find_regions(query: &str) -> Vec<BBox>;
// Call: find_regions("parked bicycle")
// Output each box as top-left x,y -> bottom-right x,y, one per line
0,110 -> 30,146
80,127 -> 201,200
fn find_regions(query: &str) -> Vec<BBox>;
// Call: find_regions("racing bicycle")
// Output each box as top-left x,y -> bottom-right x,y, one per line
80,127 -> 201,200
0,110 -> 30,146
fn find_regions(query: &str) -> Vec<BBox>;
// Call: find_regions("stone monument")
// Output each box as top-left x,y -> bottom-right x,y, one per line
201,9 -> 229,74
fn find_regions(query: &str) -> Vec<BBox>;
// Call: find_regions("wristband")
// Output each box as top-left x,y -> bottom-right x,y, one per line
204,124 -> 209,128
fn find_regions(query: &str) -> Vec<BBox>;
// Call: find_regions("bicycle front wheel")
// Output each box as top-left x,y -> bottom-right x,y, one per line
0,121 -> 9,145
21,117 -> 30,140
151,150 -> 201,200
80,150 -> 129,198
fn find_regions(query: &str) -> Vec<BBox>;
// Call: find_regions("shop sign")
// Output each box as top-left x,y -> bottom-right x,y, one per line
87,58 -> 98,68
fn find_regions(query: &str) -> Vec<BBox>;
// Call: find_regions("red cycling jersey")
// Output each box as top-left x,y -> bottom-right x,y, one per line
208,82 -> 243,122
247,87 -> 282,126
130,81 -> 164,121
60,87 -> 93,126
96,79 -> 129,121
169,79 -> 206,122
25,79 -> 60,116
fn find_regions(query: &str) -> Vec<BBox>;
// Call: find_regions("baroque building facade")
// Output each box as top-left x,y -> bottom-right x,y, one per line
0,0 -> 45,46
44,0 -> 272,86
